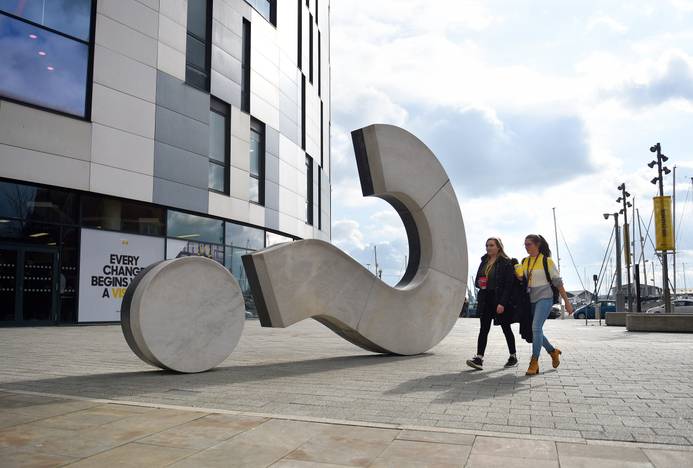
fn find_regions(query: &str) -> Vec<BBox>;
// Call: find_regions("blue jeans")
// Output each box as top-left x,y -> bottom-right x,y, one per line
531,298 -> 555,358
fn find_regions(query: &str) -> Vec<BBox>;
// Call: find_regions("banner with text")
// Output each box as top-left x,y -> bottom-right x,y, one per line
78,228 -> 164,322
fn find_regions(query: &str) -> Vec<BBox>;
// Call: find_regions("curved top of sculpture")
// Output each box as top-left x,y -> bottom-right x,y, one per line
243,124 -> 468,355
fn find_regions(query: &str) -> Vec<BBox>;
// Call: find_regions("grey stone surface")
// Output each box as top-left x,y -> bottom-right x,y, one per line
155,71 -> 209,124
152,177 -> 209,213
121,256 -> 245,373
154,106 -> 209,157
244,124 -> 467,355
627,314 -> 693,332
153,141 -> 209,189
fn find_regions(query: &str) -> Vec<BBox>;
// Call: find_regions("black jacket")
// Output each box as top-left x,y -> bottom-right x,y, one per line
474,255 -> 532,342
474,255 -> 514,322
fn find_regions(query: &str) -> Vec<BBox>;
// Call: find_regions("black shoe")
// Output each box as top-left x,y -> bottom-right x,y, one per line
504,356 -> 518,368
466,356 -> 483,370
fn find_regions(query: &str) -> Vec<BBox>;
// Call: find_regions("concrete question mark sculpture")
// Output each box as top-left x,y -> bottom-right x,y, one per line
243,124 -> 468,355
121,124 -> 468,372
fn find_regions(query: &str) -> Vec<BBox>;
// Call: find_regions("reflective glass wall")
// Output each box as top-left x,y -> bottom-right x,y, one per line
0,0 -> 94,118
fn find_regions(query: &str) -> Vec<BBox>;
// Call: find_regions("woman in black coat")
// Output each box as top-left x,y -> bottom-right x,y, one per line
466,237 -> 518,370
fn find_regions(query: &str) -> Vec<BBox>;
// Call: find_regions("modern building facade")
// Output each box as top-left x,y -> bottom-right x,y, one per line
0,0 -> 331,325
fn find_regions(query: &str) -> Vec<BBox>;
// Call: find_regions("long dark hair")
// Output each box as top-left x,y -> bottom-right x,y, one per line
525,234 -> 552,257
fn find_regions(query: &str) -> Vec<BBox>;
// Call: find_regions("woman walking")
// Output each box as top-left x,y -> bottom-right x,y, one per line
517,234 -> 574,375
466,237 -> 518,370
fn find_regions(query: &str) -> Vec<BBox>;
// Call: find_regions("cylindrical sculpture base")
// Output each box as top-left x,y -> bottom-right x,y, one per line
121,256 -> 245,373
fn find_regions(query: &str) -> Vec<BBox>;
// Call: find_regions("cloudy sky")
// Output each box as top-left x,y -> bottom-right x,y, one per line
328,0 -> 693,295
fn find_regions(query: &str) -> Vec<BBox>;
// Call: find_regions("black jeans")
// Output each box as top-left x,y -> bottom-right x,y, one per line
476,298 -> 516,356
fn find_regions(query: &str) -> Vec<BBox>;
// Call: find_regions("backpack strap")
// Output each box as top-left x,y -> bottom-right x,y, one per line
542,255 -> 551,283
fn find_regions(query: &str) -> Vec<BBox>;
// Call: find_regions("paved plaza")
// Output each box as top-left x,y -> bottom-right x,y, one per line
2,318 -> 693,466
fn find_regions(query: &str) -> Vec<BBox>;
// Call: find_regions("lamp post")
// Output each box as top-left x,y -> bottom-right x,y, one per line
604,212 -> 624,311
648,143 -> 672,314
617,183 -> 633,311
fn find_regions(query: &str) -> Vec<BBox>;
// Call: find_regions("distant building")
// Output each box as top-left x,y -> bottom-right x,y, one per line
610,283 -> 662,298
0,1 -> 331,325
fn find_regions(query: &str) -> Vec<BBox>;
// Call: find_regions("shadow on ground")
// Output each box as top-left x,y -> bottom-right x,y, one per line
383,367 -> 552,404
0,353 -> 429,401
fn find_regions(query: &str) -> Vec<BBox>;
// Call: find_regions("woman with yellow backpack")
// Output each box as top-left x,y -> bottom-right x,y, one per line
516,234 -> 574,375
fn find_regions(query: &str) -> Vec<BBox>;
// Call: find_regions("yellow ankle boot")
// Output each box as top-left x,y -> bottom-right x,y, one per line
549,348 -> 562,368
526,356 -> 539,375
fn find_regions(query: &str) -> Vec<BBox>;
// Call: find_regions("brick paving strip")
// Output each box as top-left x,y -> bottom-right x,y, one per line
1,318 -> 693,465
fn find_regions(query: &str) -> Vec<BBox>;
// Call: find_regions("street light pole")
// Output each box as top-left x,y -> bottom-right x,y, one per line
604,212 -> 624,311
617,183 -> 633,311
648,143 -> 672,314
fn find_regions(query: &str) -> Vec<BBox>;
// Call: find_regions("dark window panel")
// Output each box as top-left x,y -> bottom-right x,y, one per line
0,180 -> 78,224
185,0 -> 210,91
301,74 -> 306,150
0,12 -> 90,117
167,210 -> 224,245
81,195 -> 165,236
241,19 -> 251,113
305,155 -> 313,225
0,220 -> 60,245
249,119 -> 265,205
209,97 -> 230,194
308,13 -> 313,83
318,168 -> 321,230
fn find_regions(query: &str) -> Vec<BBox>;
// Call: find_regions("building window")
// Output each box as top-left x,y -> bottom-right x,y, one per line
185,0 -> 211,91
209,98 -> 230,194
167,210 -> 224,244
301,74 -> 306,150
81,195 -> 165,236
308,14 -> 314,83
249,119 -> 265,205
297,0 -> 302,69
0,180 -> 78,225
244,0 -> 276,25
0,0 -> 94,118
226,222 -> 264,250
305,155 -> 313,225
320,101 -> 324,167
241,19 -> 251,113
317,168 -> 322,230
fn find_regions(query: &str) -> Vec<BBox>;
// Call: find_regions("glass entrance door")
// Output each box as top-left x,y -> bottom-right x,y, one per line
0,249 -> 17,321
0,247 -> 58,324
21,250 -> 58,321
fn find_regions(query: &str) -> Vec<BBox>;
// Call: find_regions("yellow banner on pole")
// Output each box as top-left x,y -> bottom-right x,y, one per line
623,223 -> 631,266
653,196 -> 674,251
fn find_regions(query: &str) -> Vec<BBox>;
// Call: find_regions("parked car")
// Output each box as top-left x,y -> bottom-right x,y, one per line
646,299 -> 693,314
573,301 -> 616,319
548,304 -> 562,319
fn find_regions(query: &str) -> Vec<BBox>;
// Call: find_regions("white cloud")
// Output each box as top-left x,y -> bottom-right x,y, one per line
587,15 -> 628,34
329,0 -> 693,291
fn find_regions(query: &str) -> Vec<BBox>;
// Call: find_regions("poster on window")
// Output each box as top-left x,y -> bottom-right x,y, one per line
166,239 -> 224,264
78,228 -> 164,322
